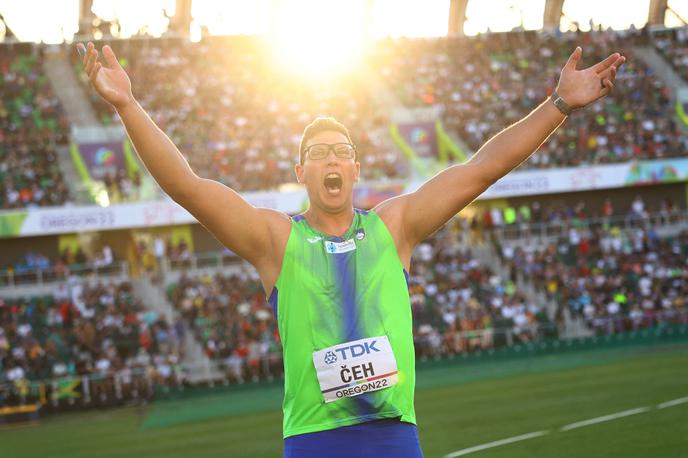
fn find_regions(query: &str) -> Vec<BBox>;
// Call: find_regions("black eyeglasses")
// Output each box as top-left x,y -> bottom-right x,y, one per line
304,143 -> 356,161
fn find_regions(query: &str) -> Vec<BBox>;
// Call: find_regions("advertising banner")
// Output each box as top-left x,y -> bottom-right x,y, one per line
79,142 -> 127,180
2,158 -> 688,238
396,121 -> 439,159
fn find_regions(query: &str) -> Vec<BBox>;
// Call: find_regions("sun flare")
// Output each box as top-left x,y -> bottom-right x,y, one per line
268,0 -> 366,80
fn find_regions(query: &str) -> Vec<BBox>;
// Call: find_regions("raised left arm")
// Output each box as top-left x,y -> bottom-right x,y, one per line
377,47 -> 625,259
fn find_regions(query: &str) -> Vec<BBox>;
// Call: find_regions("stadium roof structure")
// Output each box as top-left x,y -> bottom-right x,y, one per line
0,0 -> 687,44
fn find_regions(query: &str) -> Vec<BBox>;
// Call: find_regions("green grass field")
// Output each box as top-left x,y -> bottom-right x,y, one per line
2,340 -> 687,458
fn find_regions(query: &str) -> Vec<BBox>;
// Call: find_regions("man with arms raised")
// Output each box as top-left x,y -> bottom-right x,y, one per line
78,42 -> 624,457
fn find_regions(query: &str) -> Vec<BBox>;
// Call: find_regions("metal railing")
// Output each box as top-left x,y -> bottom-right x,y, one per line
577,309 -> 688,335
0,366 -> 174,413
0,261 -> 129,288
163,251 -> 244,273
490,210 -> 688,242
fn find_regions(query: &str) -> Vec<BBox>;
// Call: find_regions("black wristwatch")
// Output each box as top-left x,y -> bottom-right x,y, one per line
550,91 -> 573,116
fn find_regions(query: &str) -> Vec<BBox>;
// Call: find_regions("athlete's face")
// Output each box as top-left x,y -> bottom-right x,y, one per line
295,131 -> 361,213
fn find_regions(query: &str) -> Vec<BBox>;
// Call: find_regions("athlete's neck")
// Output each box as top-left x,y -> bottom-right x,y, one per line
303,207 -> 355,238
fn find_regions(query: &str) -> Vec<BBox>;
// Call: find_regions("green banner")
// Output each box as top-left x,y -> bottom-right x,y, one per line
0,210 -> 28,237
677,99 -> 688,128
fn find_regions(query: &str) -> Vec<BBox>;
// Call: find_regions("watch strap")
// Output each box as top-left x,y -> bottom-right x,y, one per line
550,91 -> 573,116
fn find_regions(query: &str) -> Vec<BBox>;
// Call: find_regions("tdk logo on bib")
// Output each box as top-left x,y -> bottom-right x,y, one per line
331,340 -> 380,361
323,351 -> 338,364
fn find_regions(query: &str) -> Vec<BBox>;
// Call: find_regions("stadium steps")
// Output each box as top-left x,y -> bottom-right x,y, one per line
42,46 -> 100,128
42,46 -> 107,204
634,45 -> 688,132
472,240 -> 555,321
634,46 -> 687,94
131,277 -> 176,323
132,276 -> 223,383
561,308 -> 593,338
54,143 -> 93,205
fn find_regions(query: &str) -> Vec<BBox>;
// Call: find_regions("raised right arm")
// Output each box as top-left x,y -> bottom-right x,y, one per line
78,42 -> 290,276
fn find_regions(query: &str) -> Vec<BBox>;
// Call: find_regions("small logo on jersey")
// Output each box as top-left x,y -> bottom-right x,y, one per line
307,236 -> 323,244
355,229 -> 365,241
324,351 -> 337,364
324,239 -> 356,254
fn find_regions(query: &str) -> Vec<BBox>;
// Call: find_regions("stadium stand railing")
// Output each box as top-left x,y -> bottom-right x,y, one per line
0,260 -> 129,289
490,209 -> 688,242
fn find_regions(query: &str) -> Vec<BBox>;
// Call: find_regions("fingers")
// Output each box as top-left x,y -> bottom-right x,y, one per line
592,52 -> 621,73
597,65 -> 617,85
85,47 -> 98,76
82,41 -> 94,67
89,62 -> 102,84
600,78 -> 614,97
565,46 -> 582,71
102,45 -> 122,70
613,55 -> 626,70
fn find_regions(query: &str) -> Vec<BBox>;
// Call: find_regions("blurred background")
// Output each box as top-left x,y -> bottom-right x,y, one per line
0,1 -> 687,457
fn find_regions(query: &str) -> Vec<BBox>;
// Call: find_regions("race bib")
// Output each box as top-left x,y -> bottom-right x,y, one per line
313,336 -> 398,403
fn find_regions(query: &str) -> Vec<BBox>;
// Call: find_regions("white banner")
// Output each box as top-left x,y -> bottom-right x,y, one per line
10,190 -> 307,237
2,158 -> 687,238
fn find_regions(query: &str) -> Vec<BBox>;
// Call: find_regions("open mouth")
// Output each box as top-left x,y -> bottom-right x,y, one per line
323,173 -> 343,195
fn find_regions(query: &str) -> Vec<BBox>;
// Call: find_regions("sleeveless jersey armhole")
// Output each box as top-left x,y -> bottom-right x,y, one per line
270,218 -> 298,320
369,210 -> 407,276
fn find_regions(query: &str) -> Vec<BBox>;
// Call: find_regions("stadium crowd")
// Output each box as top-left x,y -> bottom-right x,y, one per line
653,26 -> 688,82
68,29 -> 688,198
0,279 -> 183,393
0,28 -> 684,209
502,224 -> 688,334
2,208 -> 687,400
167,268 -> 281,382
409,219 -> 552,358
73,37 -> 405,194
373,29 -> 687,168
1,45 -> 71,209
472,195 -> 680,239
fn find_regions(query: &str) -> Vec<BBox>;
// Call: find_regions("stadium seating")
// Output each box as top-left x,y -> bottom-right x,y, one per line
409,218 -> 553,359
372,29 -> 687,168
73,37 -> 407,193
501,221 -> 688,334
1,45 -> 71,209
0,279 -> 182,384
653,26 -> 688,82
68,30 -> 688,199
166,269 -> 280,382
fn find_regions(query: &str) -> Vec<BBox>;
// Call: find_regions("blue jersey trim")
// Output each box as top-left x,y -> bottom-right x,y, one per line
268,287 -> 279,318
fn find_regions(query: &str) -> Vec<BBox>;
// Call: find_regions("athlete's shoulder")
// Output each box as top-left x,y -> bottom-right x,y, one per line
258,208 -> 292,238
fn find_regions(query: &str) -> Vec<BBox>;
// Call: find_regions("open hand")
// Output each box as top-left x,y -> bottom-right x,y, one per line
77,42 -> 133,110
556,47 -> 626,110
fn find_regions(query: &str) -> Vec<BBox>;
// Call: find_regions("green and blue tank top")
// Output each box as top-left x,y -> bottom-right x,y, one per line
269,208 -> 417,438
